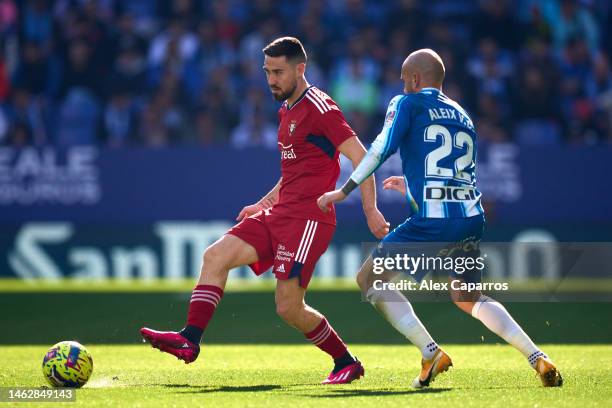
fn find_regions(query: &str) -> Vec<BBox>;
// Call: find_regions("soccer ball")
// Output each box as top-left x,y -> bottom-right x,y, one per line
42,341 -> 93,388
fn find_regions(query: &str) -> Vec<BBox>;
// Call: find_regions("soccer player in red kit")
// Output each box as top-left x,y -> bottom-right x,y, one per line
140,37 -> 389,384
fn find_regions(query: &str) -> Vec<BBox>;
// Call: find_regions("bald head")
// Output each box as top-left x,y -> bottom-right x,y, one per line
401,49 -> 445,93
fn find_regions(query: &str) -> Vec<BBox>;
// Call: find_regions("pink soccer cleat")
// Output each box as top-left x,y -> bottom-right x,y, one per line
321,360 -> 364,384
140,327 -> 200,364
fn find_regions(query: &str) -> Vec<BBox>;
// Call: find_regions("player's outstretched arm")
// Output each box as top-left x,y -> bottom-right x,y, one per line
236,177 -> 282,221
320,137 -> 389,239
317,95 -> 407,219
317,129 -> 390,212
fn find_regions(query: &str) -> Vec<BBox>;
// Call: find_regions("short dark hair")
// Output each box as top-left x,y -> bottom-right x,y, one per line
262,37 -> 307,64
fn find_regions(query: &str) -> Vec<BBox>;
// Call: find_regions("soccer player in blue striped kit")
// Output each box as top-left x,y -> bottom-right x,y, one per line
318,49 -> 563,388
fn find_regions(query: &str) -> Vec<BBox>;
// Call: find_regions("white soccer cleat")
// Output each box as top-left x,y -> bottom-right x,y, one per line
412,348 -> 453,388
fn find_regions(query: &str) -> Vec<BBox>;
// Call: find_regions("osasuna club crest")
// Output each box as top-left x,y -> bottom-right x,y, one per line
289,120 -> 297,135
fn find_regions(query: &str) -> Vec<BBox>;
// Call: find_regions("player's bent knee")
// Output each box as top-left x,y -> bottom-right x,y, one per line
201,242 -> 233,277
202,244 -> 223,267
275,301 -> 301,326
453,299 -> 476,315
449,285 -> 480,314
355,259 -> 375,292
355,269 -> 368,291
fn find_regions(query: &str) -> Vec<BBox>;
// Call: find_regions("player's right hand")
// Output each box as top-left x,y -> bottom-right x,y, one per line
365,207 -> 390,239
382,176 -> 406,196
236,203 -> 264,221
317,190 -> 346,213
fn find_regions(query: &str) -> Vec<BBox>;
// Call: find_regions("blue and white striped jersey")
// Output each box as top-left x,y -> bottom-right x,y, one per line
351,88 -> 484,218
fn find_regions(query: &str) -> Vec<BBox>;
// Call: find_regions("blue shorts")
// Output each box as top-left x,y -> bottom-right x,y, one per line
374,214 -> 485,283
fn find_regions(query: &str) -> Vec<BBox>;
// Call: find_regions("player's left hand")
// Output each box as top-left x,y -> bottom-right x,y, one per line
236,203 -> 264,221
365,207 -> 390,239
317,190 -> 346,213
382,176 -> 406,196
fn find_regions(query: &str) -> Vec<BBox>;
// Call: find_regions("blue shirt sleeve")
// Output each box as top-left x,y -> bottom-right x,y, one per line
350,95 -> 411,184
379,94 -> 411,160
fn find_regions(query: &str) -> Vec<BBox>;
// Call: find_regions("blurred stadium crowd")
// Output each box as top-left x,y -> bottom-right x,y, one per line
0,0 -> 611,148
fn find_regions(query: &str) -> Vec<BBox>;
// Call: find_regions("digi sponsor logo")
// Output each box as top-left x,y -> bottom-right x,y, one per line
424,186 -> 477,202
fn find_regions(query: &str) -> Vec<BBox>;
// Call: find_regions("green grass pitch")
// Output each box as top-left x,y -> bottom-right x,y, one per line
2,280 -> 611,406
2,344 -> 611,407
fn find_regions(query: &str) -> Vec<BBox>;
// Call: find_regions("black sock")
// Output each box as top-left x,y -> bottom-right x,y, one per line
332,351 -> 356,373
179,325 -> 203,345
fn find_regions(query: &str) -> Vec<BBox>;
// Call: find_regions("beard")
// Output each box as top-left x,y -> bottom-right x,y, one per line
271,81 -> 298,101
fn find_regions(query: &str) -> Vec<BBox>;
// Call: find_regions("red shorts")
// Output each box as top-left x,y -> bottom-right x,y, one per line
226,209 -> 335,288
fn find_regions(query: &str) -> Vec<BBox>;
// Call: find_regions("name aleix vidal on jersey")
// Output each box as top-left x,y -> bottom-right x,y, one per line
428,107 -> 474,130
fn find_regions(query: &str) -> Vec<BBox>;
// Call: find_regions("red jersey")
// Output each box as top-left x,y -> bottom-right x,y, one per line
273,86 -> 356,225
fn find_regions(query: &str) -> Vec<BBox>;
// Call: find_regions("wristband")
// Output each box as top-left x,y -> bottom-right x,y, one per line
340,179 -> 358,196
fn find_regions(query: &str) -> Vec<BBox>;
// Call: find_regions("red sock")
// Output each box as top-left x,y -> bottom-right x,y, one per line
186,284 -> 224,331
304,317 -> 348,359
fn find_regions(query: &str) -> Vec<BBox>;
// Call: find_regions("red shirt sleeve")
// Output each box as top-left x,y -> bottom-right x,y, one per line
318,107 -> 356,148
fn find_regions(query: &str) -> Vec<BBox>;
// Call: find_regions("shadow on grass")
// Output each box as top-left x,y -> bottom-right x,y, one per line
452,385 -> 539,390
166,384 -> 283,393
164,383 -> 452,397
305,387 -> 452,398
